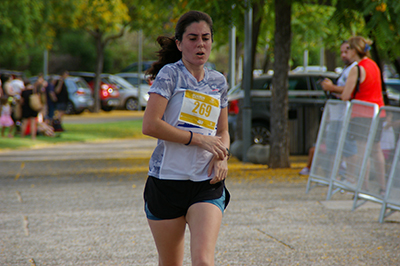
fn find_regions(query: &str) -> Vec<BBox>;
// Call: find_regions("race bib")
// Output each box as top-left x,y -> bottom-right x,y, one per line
178,90 -> 220,130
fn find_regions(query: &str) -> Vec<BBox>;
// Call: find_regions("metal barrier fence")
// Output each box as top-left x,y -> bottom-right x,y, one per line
306,100 -> 351,196
378,107 -> 400,222
306,100 -> 400,223
328,100 -> 380,202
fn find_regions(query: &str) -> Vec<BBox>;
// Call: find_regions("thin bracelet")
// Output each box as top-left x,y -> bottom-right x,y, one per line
226,147 -> 231,160
185,131 -> 193,146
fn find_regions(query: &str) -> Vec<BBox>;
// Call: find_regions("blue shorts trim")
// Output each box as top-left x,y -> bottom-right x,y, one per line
145,189 -> 226,221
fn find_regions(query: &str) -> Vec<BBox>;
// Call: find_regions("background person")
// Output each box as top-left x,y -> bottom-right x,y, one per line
323,36 -> 386,195
0,97 -> 14,137
20,81 -> 40,140
54,71 -> 69,131
302,41 -> 358,176
142,10 -> 230,266
321,41 -> 358,94
45,77 -> 57,124
4,74 -> 23,136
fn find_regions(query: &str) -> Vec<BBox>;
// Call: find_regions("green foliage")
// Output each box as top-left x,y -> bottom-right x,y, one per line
331,0 -> 400,61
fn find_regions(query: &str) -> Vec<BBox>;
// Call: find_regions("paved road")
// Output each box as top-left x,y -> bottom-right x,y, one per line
1,138 -> 400,265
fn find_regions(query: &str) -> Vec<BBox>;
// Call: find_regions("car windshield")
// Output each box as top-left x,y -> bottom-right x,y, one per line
75,79 -> 91,90
121,75 -> 148,86
288,77 -> 309,90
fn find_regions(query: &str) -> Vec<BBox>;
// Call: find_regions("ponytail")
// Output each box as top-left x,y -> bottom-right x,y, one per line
146,36 -> 182,79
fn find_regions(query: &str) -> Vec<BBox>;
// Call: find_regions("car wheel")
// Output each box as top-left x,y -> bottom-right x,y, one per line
66,101 -> 75,115
125,97 -> 138,111
251,122 -> 270,145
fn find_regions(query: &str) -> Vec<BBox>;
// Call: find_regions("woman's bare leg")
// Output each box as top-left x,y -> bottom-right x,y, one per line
20,119 -> 27,138
186,202 -> 222,266
148,216 -> 187,266
30,118 -> 37,140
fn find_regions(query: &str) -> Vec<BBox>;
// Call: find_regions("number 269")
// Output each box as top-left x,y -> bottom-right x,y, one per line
192,101 -> 211,117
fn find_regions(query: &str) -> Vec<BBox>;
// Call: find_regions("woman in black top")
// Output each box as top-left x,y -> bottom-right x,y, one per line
21,80 -> 41,139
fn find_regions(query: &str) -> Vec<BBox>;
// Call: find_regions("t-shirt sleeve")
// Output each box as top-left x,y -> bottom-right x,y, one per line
220,77 -> 228,109
148,65 -> 177,100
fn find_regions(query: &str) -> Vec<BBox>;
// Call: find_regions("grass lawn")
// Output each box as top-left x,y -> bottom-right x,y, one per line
0,119 -> 145,151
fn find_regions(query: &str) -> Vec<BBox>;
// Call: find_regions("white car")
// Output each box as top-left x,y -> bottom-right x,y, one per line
104,74 -> 150,110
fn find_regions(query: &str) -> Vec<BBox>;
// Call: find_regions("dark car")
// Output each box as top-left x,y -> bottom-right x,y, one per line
228,71 -> 340,155
120,61 -> 155,73
69,72 -> 120,111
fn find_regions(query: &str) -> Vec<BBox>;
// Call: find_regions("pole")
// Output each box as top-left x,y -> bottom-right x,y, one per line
43,49 -> 49,78
303,50 -> 309,71
138,29 -> 143,111
228,7 -> 236,89
242,2 -> 253,162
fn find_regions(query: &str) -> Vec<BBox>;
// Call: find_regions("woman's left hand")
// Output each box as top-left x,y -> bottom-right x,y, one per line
208,156 -> 228,184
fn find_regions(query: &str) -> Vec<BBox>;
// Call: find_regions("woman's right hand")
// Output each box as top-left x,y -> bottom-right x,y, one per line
194,134 -> 227,159
321,78 -> 333,91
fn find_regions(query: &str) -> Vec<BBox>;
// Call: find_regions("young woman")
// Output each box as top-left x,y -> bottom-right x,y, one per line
324,36 -> 386,195
142,10 -> 230,266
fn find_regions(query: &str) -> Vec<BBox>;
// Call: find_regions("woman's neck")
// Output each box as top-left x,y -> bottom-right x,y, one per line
356,56 -> 367,63
182,59 -> 204,82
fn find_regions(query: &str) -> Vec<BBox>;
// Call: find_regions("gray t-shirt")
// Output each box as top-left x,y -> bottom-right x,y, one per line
147,60 -> 228,181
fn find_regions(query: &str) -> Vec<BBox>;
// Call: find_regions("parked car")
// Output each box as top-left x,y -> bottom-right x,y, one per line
109,73 -> 150,110
29,75 -> 94,115
228,71 -> 340,155
120,61 -> 155,73
69,72 -> 120,111
385,78 -> 400,106
120,61 -> 216,73
229,72 -> 400,155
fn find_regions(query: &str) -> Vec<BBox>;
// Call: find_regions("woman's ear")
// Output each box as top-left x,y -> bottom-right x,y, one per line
175,39 -> 182,52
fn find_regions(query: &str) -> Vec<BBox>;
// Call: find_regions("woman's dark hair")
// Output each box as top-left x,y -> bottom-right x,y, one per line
146,10 -> 213,79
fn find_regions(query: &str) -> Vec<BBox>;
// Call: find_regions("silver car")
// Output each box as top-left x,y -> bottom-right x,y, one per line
29,75 -> 94,115
63,76 -> 95,114
104,74 -> 150,110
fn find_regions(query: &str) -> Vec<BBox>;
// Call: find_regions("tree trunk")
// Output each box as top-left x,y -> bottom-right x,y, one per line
94,33 -> 105,113
325,48 -> 337,72
269,0 -> 292,168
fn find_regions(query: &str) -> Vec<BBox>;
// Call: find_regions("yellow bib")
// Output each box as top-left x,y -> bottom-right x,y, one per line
178,90 -> 220,130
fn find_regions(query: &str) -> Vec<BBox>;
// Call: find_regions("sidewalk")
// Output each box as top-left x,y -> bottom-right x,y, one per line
1,138 -> 399,265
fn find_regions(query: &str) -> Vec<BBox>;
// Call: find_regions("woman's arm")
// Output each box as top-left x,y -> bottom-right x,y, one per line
321,78 -> 344,94
215,107 -> 230,148
142,93 -> 228,159
341,66 -> 360,101
208,107 -> 230,184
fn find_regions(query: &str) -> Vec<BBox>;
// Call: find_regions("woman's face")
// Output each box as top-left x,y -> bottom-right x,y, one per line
176,21 -> 212,68
347,46 -> 359,61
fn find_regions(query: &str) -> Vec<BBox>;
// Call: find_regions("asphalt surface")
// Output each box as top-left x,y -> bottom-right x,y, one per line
1,111 -> 400,265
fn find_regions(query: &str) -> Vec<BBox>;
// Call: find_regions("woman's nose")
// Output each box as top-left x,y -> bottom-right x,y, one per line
197,40 -> 204,47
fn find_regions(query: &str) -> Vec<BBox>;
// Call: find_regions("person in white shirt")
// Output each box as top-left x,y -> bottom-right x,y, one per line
300,41 -> 357,176
142,10 -> 230,265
